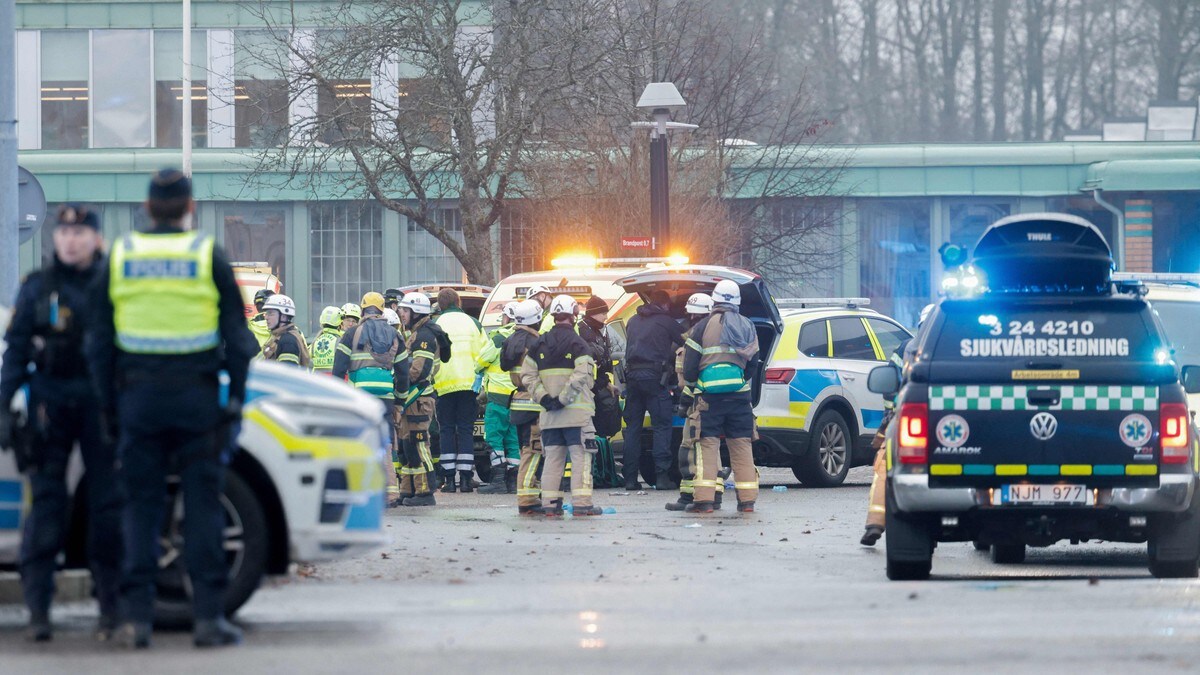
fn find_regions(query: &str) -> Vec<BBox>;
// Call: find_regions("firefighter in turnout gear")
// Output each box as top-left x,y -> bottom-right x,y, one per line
501,300 -> 546,514
0,204 -> 123,643
86,169 -> 258,648
339,303 -> 362,332
309,306 -> 343,374
395,291 -> 449,507
332,292 -> 409,504
477,302 -> 520,494
667,293 -> 726,511
258,294 -> 311,368
681,280 -> 761,514
861,303 -> 933,546
521,295 -> 603,517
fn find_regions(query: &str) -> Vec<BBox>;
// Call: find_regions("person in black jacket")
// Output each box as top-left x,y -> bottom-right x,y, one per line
86,169 -> 258,649
0,205 -> 122,643
621,290 -> 685,491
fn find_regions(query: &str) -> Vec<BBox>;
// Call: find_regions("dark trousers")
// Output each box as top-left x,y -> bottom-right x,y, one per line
20,395 -> 123,620
436,390 -> 477,474
117,380 -> 228,623
621,371 -> 673,480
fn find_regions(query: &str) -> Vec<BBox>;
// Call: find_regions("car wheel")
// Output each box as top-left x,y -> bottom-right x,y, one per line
794,410 -> 852,488
153,471 -> 269,628
885,483 -> 932,581
990,543 -> 1026,564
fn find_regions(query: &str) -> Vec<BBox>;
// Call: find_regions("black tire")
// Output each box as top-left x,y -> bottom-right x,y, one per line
1147,488 -> 1200,579
884,484 -> 932,581
153,471 -> 269,628
1149,559 -> 1199,579
794,410 -> 852,488
972,539 -> 990,552
990,543 -> 1026,564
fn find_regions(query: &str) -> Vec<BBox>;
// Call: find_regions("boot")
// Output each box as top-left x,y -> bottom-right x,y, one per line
575,505 -> 603,516
478,468 -> 508,494
518,503 -> 544,516
624,478 -> 641,491
459,471 -> 475,493
193,617 -> 243,648
655,470 -> 679,491
684,501 -> 714,514
713,491 -> 723,511
403,493 -> 436,506
439,471 -> 457,493
27,611 -> 51,643
116,621 -> 152,649
860,525 -> 884,546
543,499 -> 564,517
737,501 -> 756,513
95,612 -> 119,643
666,493 -> 693,511
504,467 -> 518,494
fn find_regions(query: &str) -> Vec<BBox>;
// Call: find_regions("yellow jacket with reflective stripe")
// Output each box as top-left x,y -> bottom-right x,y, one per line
109,231 -> 220,354
477,324 -> 517,397
433,308 -> 486,395
310,327 -> 342,372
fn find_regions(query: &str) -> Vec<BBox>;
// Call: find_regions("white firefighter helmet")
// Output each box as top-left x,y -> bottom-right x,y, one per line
502,302 -> 519,320
262,293 -> 296,317
319,305 -> 342,327
340,303 -> 362,321
525,285 -> 551,300
549,294 -> 578,317
513,299 -> 544,326
400,292 -> 432,315
711,279 -> 741,306
685,292 -> 714,315
382,308 -> 401,326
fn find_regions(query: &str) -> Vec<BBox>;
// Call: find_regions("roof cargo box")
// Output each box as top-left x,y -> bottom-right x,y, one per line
972,213 -> 1113,295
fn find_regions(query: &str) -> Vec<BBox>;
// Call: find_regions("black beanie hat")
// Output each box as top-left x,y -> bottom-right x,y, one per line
148,168 -> 192,201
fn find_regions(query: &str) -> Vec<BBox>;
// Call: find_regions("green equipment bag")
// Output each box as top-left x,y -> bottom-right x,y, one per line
590,437 -> 622,489
698,362 -> 747,394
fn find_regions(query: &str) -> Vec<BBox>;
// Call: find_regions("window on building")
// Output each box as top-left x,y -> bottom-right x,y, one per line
40,31 -> 89,149
798,320 -> 829,358
395,78 -> 450,147
499,206 -> 544,277
947,201 -> 1011,250
92,30 -> 153,148
407,209 -> 465,283
829,317 -> 876,361
310,202 -> 384,312
154,30 -> 208,148
234,31 -> 289,147
858,199 -> 931,327
222,204 -> 288,289
312,31 -> 372,146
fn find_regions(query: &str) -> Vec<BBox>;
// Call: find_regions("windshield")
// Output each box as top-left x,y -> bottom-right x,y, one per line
931,299 -> 1162,364
1152,300 -> 1200,364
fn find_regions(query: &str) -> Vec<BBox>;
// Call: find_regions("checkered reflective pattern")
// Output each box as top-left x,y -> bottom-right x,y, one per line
929,385 -> 1158,411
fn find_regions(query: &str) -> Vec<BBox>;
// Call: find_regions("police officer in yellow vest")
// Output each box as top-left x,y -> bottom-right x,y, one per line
332,292 -> 409,501
86,169 -> 257,649
396,292 -> 447,506
258,294 -> 311,368
309,306 -> 343,374
680,280 -> 761,514
432,288 -> 487,493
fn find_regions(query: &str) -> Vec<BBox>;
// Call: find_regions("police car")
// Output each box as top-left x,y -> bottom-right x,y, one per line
755,299 -> 911,487
1113,273 -> 1200,417
0,335 -> 389,625
869,214 -> 1200,580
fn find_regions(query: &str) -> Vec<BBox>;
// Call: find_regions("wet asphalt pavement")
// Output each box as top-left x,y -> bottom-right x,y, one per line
3,467 -> 1199,673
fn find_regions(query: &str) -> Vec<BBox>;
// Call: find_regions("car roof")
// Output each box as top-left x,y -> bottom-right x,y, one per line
780,307 -> 882,322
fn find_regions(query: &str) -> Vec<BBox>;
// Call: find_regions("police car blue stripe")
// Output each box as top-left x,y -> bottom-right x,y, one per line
789,369 -> 840,403
344,493 -> 384,531
0,509 -> 19,529
0,479 -> 21,502
862,409 -> 885,429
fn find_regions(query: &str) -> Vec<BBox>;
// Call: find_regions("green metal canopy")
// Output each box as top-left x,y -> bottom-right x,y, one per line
1082,159 -> 1200,192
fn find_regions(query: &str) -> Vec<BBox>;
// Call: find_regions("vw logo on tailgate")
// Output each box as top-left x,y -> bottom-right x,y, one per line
1029,412 -> 1058,441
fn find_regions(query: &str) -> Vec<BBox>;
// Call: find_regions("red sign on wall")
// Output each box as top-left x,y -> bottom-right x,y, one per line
620,236 -> 655,249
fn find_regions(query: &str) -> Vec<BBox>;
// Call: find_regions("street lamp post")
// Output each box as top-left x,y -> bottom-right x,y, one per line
632,82 -> 696,254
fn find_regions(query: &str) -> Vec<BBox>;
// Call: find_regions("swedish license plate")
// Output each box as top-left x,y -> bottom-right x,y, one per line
473,422 -> 484,437
1000,484 -> 1093,505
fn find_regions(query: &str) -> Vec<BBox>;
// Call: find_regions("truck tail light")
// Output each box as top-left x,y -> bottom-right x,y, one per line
1160,403 -> 1190,463
763,367 -> 795,384
897,402 -> 929,464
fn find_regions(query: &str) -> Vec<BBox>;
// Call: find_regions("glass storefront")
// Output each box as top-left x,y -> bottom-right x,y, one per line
221,204 -> 289,288
310,202 -> 384,312
858,199 -> 930,327
407,210 -> 465,283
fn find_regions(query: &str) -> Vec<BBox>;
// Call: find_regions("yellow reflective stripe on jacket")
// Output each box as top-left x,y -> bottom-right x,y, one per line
337,343 -> 353,355
110,232 -> 219,354
277,354 -> 301,364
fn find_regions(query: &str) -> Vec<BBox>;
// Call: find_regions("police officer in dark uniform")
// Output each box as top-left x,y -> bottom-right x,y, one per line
86,169 -> 258,649
0,205 -> 123,642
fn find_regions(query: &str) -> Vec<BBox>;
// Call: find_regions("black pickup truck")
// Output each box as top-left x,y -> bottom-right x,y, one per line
869,213 -> 1200,580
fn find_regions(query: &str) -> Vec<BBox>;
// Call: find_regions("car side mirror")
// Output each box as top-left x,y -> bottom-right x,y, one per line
1183,366 -> 1200,395
867,364 -> 902,396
